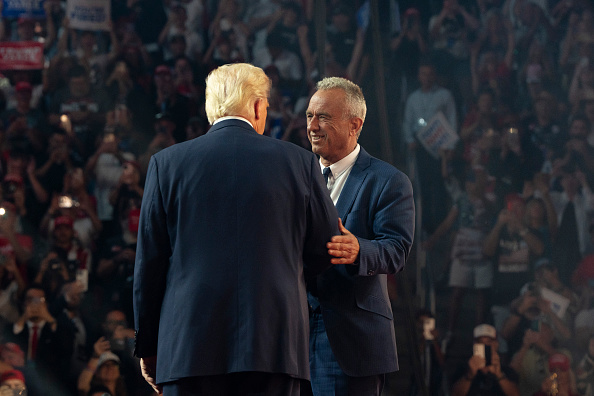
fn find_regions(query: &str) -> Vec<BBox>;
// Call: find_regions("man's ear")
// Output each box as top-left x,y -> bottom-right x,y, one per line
350,117 -> 363,136
254,98 -> 265,120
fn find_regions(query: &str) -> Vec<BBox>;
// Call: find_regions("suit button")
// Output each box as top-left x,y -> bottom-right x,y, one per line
367,270 -> 374,275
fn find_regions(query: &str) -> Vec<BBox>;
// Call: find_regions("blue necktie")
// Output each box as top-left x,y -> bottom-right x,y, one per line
323,167 -> 332,189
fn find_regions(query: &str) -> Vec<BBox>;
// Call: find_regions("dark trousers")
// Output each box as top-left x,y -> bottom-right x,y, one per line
162,372 -> 307,396
308,312 -> 385,396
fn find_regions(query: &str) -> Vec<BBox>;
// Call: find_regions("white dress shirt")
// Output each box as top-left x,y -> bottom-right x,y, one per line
320,145 -> 361,205
214,116 -> 255,130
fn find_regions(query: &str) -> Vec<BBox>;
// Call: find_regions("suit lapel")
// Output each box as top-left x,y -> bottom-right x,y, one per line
336,147 -> 371,221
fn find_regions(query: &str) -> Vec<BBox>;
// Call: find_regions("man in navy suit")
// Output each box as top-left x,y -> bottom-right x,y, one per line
305,77 -> 415,395
133,63 -> 339,396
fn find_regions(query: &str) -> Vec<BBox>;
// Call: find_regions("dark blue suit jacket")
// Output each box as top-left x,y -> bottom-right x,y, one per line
315,147 -> 415,376
133,119 -> 339,383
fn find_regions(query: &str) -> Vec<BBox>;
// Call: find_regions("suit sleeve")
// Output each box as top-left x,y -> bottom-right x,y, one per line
303,154 -> 340,276
133,156 -> 172,357
355,171 -> 415,276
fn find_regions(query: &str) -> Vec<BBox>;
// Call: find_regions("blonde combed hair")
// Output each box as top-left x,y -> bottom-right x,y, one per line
205,63 -> 271,124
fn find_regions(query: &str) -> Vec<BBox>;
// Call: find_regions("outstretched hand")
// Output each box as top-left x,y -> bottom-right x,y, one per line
327,218 -> 360,265
141,356 -> 162,394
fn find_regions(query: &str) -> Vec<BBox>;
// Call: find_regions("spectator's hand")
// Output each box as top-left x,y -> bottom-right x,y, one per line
141,356 -> 163,394
113,325 -> 135,340
37,301 -> 54,324
496,209 -> 513,225
327,219 -> 360,265
518,292 -> 538,314
40,252 -> 58,273
540,373 -> 557,393
115,248 -> 136,263
62,281 -> 85,304
93,336 -> 111,357
26,157 -> 36,178
468,354 -> 485,375
523,329 -> 539,347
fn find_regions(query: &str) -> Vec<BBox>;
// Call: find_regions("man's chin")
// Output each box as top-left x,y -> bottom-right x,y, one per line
310,144 -> 325,156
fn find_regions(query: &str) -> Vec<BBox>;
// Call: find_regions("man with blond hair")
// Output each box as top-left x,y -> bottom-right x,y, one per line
305,76 -> 415,395
133,63 -> 339,396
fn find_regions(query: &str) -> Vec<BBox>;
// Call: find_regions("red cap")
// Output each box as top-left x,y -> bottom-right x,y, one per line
548,353 -> 570,372
155,65 -> 171,76
54,215 -> 73,229
0,369 -> 25,384
0,342 -> 23,356
15,81 -> 32,92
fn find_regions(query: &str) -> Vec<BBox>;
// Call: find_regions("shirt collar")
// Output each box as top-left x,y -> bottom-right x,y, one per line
319,144 -> 360,177
213,116 -> 255,130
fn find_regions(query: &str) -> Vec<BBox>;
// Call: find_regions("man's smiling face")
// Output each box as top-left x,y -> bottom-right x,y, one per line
306,89 -> 358,166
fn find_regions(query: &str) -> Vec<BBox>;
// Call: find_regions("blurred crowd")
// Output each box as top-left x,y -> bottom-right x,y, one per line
402,0 -> 594,395
0,0 -> 593,395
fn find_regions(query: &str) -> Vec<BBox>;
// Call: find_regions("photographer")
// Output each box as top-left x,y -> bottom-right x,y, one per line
6,285 -> 64,395
40,167 -> 102,250
34,216 -> 91,302
451,324 -> 519,396
502,260 -> 575,356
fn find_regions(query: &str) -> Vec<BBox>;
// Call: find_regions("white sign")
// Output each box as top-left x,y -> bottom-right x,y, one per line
540,287 -> 570,319
415,111 -> 459,159
66,0 -> 110,31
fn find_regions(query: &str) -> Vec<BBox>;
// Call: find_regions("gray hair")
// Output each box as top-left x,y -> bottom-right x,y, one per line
316,77 -> 367,135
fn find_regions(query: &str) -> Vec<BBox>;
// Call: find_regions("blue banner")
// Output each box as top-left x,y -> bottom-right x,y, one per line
2,0 -> 45,18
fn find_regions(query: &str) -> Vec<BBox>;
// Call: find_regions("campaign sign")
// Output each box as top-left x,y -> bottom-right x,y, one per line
415,111 -> 459,159
0,42 -> 44,70
66,0 -> 110,31
2,0 -> 45,18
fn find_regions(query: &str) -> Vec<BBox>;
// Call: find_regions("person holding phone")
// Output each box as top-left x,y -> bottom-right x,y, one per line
451,324 -> 520,396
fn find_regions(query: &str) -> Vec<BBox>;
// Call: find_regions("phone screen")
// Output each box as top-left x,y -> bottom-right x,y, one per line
473,343 -> 486,368
423,318 -> 435,340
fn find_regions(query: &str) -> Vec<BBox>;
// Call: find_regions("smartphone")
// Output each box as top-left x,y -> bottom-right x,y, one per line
58,195 -> 74,208
423,318 -> 435,340
473,343 -> 487,368
103,133 -> 116,143
76,268 -> 88,292
531,319 -> 541,332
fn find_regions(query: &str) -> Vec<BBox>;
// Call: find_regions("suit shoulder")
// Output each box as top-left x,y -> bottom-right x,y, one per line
263,137 -> 317,161
367,156 -> 410,183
